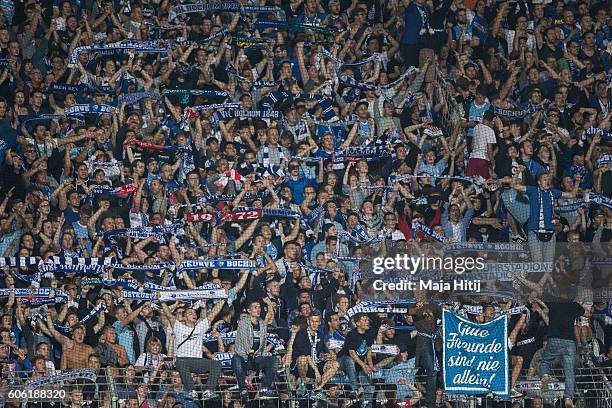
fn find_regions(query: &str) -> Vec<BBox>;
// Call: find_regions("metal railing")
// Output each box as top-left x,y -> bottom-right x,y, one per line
2,363 -> 611,407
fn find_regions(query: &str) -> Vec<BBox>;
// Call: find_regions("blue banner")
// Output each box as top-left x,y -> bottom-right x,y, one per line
442,309 -> 509,397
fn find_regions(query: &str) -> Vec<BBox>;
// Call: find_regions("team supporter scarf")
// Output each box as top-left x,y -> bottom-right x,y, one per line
371,344 -> 400,355
123,139 -> 191,153
45,83 -> 82,94
39,263 -> 106,275
22,295 -> 68,306
291,156 -> 321,163
389,173 -> 497,192
177,258 -> 256,270
301,264 -> 334,287
103,278 -> 140,291
260,92 -> 337,121
162,88 -> 231,99
89,183 -> 137,199
176,259 -> 256,271
196,191 -> 269,204
587,192 -> 612,210
210,109 -> 283,125
339,74 -> 377,91
119,90 -> 161,105
585,126 -> 612,141
25,369 -> 98,389
0,288 -> 64,298
65,104 -> 116,116
186,208 -> 263,223
122,287 -> 227,300
556,201 -> 586,213
46,256 -> 114,266
598,154 -> 612,167
4,270 -> 40,283
168,2 -> 241,20
242,4 -> 286,20
251,20 -> 332,35
347,300 -> 415,317
232,36 -> 272,48
338,229 -> 383,246
0,257 -> 39,267
336,146 -> 392,161
169,2 -> 285,21
413,220 -> 445,243
423,127 -> 444,138
493,105 -> 537,119
183,103 -> 242,119
236,207 -> 301,218
444,242 -> 525,253
318,49 -> 380,68
213,352 -> 234,369
102,225 -> 181,241
109,262 -> 170,272
68,41 -> 168,67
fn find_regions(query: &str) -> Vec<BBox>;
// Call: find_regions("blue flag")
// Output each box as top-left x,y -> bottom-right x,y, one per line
442,309 -> 509,397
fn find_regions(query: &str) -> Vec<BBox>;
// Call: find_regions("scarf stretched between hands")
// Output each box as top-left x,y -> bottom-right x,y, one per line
123,139 -> 192,153
89,183 -> 138,198
183,103 -> 242,119
162,89 -> 231,99
65,104 -> 116,116
186,207 -> 299,224
210,109 -> 283,125
413,220 -> 445,243
68,40 -> 169,67
587,192 -> 612,210
169,2 -> 286,21
493,105 -> 537,119
251,20 -> 333,36
585,126 -> 612,141
260,92 -> 337,121
119,90 -> 161,106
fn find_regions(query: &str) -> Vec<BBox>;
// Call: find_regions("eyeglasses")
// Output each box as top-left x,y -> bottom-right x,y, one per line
548,113 -> 559,117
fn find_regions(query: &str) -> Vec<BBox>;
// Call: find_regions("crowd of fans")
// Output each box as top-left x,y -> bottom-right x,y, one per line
0,0 -> 611,407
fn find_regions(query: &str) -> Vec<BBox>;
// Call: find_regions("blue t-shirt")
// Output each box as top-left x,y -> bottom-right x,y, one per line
286,176 -> 317,204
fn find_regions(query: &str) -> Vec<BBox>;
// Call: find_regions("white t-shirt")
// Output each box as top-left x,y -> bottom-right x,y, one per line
173,320 -> 209,358
470,124 -> 496,161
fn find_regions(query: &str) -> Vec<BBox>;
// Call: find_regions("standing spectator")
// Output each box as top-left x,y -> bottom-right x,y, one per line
232,299 -> 278,400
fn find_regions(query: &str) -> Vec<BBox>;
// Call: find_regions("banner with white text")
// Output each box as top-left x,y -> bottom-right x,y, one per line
442,309 -> 509,397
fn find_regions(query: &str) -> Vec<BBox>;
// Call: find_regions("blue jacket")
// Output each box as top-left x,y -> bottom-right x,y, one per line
401,3 -> 426,45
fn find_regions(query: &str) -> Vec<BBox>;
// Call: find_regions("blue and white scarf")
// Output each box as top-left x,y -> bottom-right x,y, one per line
587,192 -> 612,210
0,257 -> 39,268
168,2 -> 241,20
597,154 -> 612,167
119,90 -> 161,106
177,258 -> 256,271
494,105 -> 537,119
69,40 -> 168,67
162,88 -> 230,100
65,104 -> 115,116
260,92 -> 337,121
585,127 -> 612,141
444,242 -> 525,253
413,220 -> 445,243
211,109 -> 283,126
